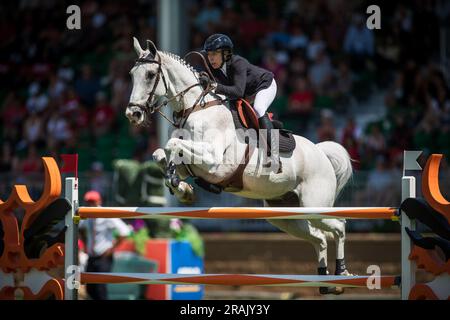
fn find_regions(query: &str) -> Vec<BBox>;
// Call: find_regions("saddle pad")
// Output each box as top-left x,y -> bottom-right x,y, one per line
229,105 -> 296,153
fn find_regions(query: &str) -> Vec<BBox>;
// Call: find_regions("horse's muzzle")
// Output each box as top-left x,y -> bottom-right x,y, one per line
126,105 -> 145,125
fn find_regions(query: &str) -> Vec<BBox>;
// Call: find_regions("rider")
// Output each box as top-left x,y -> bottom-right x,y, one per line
200,34 -> 277,153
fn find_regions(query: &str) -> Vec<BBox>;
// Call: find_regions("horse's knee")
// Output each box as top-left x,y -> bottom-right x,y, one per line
166,138 -> 181,151
335,228 -> 345,240
312,233 -> 327,251
153,148 -> 167,168
331,220 -> 346,240
292,221 -> 327,248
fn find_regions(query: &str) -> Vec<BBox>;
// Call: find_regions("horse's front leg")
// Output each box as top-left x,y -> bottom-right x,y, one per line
164,137 -> 231,200
164,160 -> 195,203
153,147 -> 195,203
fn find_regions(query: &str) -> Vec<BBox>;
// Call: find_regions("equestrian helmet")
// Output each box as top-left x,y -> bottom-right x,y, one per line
203,34 -> 233,62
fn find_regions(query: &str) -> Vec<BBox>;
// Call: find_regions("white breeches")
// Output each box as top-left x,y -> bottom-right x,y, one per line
253,78 -> 277,118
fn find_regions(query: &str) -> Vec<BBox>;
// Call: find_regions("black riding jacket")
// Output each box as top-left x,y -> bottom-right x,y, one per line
207,54 -> 274,99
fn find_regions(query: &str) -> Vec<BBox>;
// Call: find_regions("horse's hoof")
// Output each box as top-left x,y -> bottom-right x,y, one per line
319,286 -> 343,295
180,192 -> 195,204
333,287 -> 345,295
179,182 -> 195,204
336,269 -> 356,276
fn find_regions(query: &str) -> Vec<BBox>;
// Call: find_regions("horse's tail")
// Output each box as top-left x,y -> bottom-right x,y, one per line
316,141 -> 353,199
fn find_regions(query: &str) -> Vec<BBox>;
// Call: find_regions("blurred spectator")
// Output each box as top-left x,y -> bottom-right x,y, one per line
344,135 -> 361,170
289,25 -> 309,51
261,50 -> 285,80
57,58 -> 75,82
74,64 -> 101,107
1,93 -> 27,134
331,60 -> 354,108
194,0 -> 221,33
341,117 -> 361,144
23,112 -> 45,147
265,19 -> 290,49
48,75 -> 66,100
343,14 -> 374,70
308,49 -> 333,95
287,77 -> 314,132
61,88 -> 81,115
110,73 -> 131,111
364,124 -> 387,168
46,109 -> 72,144
307,29 -> 326,61
289,56 -> 308,78
89,161 -> 109,195
26,83 -> 49,114
0,143 -> 18,173
413,109 -> 440,154
356,155 -> 399,205
92,91 -> 116,136
316,109 -> 336,142
218,5 -> 239,35
79,190 -> 131,300
238,2 -> 267,51
388,113 -> 413,158
21,145 -> 42,174
341,118 -> 362,170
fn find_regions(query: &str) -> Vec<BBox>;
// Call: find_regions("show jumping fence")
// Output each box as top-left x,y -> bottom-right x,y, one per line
63,151 -> 425,300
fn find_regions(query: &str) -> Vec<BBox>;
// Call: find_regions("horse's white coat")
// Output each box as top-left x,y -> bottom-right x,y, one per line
127,38 -> 353,276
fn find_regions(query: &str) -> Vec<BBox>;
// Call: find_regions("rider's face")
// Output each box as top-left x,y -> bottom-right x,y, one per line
207,50 -> 223,69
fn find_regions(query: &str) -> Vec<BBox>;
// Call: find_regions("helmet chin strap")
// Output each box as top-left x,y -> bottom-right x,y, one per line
221,48 -> 232,66
219,51 -> 226,69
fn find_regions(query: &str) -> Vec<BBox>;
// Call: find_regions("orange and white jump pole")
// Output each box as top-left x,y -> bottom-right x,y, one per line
78,206 -> 398,220
81,272 -> 400,288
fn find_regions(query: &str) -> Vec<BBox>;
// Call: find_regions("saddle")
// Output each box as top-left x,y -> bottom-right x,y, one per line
233,99 -> 296,154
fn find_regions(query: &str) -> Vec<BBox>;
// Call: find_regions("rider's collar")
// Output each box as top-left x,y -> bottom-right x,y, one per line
220,62 -> 227,77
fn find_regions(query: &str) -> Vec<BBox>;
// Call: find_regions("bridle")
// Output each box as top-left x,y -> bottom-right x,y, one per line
127,50 -> 218,128
127,52 -> 169,123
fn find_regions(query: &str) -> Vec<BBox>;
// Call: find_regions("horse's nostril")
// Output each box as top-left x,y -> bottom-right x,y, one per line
133,111 -> 141,118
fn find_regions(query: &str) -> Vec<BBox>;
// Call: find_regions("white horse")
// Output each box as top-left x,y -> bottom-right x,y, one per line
126,38 -> 354,294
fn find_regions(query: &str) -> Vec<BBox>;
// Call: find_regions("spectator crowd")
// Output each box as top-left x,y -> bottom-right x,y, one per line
0,0 -> 449,189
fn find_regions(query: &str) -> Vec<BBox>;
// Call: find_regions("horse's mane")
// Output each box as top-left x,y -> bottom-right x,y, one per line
159,51 -> 199,78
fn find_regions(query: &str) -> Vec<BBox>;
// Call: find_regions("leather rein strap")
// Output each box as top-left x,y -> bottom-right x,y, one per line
184,51 -> 216,81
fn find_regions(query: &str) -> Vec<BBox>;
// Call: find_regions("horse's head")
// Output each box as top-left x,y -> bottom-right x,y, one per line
126,37 -> 168,126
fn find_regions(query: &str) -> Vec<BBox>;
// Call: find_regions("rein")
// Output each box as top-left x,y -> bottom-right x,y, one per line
184,51 -> 216,82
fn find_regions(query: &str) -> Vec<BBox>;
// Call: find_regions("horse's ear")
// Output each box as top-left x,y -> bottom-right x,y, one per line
133,37 -> 145,57
146,40 -> 158,58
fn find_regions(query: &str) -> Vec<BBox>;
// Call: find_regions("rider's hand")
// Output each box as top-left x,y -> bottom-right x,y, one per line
199,74 -> 210,90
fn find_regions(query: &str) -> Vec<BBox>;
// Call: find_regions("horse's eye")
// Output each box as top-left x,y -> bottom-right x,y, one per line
146,72 -> 154,80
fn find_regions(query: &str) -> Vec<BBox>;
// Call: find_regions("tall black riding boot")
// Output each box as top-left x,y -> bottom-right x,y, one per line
258,113 -> 274,157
